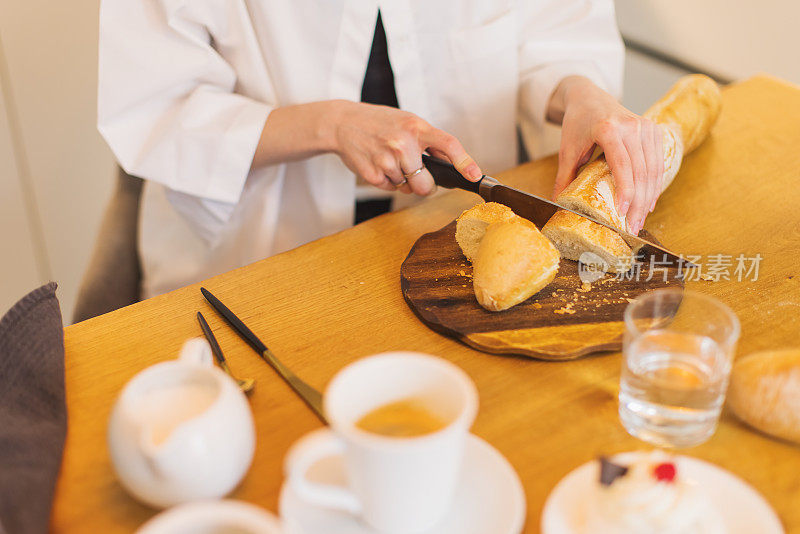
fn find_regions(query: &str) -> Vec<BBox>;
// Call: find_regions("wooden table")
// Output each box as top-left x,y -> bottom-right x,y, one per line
52,76 -> 800,533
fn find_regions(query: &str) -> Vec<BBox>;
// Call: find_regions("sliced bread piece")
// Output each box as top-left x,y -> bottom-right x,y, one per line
472,218 -> 560,312
455,202 -> 516,262
541,210 -> 633,274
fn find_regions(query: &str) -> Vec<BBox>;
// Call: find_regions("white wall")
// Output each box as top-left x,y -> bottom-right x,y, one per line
0,73 -> 44,309
0,0 -> 115,323
622,48 -> 691,115
616,0 -> 800,85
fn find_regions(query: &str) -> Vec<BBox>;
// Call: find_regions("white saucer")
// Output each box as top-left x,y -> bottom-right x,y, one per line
541,452 -> 784,534
279,433 -> 526,534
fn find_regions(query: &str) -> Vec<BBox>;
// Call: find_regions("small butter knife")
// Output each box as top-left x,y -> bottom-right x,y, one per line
200,287 -> 327,424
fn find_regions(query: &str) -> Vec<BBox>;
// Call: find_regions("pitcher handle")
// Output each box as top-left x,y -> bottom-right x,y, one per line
178,337 -> 214,367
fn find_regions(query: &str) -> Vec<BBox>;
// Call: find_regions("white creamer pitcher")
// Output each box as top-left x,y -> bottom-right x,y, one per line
108,338 -> 256,508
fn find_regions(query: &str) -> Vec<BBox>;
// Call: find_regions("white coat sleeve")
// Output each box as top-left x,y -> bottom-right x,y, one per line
97,0 -> 272,205
517,0 -> 625,157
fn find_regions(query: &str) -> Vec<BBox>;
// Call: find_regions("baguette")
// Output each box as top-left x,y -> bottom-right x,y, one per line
455,202 -> 516,262
472,218 -> 560,312
728,348 -> 800,445
542,125 -> 682,271
542,74 -> 721,271
643,74 -> 723,154
555,124 -> 685,232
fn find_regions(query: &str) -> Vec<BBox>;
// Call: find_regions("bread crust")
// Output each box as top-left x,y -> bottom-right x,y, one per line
556,122 -> 686,233
455,202 -> 516,262
472,218 -> 560,312
557,159 -> 625,230
643,74 -> 722,154
728,348 -> 800,445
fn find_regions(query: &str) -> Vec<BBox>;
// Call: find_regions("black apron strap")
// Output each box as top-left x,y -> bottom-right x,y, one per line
354,11 -> 401,225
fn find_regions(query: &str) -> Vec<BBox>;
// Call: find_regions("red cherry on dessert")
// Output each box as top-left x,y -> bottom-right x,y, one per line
653,462 -> 677,482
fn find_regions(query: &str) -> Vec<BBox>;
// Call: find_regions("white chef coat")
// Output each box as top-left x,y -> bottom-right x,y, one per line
98,0 -> 624,299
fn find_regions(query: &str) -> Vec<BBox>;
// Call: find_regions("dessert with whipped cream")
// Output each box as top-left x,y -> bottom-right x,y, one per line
584,451 -> 725,534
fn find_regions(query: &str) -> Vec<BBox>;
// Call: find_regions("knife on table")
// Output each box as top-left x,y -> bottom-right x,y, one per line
422,154 -> 697,269
200,287 -> 327,424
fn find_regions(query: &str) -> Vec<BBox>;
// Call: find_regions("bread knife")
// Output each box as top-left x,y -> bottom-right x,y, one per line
422,154 -> 697,269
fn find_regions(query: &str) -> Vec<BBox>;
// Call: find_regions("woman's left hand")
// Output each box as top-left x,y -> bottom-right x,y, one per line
548,76 -> 664,235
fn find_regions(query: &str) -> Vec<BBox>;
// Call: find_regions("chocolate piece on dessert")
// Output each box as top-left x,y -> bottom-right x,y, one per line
599,457 -> 629,486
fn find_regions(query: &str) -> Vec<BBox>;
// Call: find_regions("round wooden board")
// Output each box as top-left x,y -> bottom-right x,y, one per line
400,221 -> 685,360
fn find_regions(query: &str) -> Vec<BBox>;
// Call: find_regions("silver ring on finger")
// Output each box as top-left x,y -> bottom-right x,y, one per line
402,166 -> 425,179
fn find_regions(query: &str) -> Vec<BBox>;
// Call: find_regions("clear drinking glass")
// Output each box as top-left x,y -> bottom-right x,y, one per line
619,289 -> 740,448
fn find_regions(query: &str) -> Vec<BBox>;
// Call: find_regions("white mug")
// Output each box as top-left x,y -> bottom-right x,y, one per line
285,352 -> 479,534
108,338 -> 256,508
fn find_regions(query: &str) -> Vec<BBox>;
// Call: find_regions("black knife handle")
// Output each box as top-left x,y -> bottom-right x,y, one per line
196,311 -> 228,364
422,154 -> 483,194
201,287 -> 267,355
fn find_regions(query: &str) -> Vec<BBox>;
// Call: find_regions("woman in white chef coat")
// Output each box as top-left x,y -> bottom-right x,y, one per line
98,1 -> 664,299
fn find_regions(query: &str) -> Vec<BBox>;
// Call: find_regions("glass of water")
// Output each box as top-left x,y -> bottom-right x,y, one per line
619,289 -> 740,448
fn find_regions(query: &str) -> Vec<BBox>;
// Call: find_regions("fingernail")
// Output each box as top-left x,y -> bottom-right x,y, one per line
619,200 -> 630,216
466,164 -> 482,181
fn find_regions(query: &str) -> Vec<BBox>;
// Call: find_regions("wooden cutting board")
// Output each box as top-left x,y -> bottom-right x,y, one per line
400,221 -> 685,360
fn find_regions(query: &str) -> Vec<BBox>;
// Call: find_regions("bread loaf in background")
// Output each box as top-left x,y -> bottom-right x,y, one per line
728,348 -> 800,445
542,74 -> 721,271
472,218 -> 560,312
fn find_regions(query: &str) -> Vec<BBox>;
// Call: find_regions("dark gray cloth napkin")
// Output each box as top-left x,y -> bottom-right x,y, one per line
0,282 -> 67,534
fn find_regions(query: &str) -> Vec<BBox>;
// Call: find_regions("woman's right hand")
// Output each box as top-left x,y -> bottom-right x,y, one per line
330,101 -> 482,196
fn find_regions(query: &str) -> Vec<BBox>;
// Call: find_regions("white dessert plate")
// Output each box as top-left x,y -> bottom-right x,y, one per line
137,499 -> 283,534
541,451 -> 784,534
279,433 -> 526,534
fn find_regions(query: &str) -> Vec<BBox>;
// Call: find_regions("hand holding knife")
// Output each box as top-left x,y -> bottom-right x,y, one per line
422,154 -> 697,269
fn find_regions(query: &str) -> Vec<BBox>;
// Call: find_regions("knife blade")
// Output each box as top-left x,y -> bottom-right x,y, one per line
200,287 -> 327,424
422,154 -> 697,269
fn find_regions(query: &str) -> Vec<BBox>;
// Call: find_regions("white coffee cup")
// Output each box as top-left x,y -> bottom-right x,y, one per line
285,352 -> 479,534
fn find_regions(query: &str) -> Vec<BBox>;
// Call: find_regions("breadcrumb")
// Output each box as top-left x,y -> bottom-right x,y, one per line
554,302 -> 576,315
